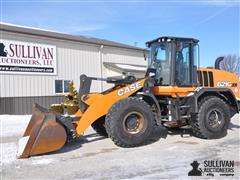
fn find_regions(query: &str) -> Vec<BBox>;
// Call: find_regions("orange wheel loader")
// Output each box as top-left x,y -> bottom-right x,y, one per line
17,36 -> 240,158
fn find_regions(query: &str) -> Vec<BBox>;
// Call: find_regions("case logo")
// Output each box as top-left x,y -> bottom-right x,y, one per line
117,82 -> 142,96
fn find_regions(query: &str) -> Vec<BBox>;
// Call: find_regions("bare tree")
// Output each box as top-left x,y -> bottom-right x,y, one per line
220,54 -> 240,76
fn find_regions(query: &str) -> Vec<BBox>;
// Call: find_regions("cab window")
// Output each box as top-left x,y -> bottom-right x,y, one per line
175,43 -> 191,86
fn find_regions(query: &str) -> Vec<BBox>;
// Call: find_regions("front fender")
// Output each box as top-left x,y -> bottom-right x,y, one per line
75,79 -> 145,135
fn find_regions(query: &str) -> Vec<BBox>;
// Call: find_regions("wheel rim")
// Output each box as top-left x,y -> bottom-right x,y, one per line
123,111 -> 145,134
207,109 -> 223,129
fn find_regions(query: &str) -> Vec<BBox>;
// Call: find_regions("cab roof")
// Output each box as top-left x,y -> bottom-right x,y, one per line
146,36 -> 199,47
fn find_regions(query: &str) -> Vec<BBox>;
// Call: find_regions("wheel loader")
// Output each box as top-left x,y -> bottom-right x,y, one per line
17,36 -> 240,158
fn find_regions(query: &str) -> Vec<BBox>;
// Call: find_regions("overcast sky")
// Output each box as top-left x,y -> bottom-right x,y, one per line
1,0 -> 239,67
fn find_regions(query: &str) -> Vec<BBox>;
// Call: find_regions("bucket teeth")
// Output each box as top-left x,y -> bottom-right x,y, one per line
17,104 -> 68,158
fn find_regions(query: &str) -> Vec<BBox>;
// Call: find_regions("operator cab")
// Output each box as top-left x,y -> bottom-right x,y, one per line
146,36 -> 199,87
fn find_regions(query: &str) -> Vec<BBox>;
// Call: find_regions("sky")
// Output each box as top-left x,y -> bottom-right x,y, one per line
0,0 -> 239,67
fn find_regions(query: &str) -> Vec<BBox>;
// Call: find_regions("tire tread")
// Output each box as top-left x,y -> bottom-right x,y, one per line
105,97 -> 154,147
191,96 -> 230,139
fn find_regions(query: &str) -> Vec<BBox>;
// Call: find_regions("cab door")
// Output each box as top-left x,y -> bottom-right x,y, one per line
175,42 -> 198,87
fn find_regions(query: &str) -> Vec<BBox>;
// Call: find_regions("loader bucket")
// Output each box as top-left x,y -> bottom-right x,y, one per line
17,104 -> 67,158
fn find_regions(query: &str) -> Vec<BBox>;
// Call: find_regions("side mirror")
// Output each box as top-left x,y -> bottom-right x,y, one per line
144,53 -> 147,61
143,53 -> 147,61
144,49 -> 150,61
145,68 -> 156,77
149,72 -> 156,77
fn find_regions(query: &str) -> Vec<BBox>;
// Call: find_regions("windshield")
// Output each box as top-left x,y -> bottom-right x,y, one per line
148,42 -> 172,85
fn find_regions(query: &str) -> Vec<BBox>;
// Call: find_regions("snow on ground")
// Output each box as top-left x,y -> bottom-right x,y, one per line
2,143 -> 18,164
1,115 -> 31,165
0,115 -> 31,137
31,158 -> 55,165
17,136 -> 30,157
1,114 -> 239,179
0,115 -> 58,166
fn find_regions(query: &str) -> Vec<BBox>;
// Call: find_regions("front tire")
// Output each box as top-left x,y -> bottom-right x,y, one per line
191,96 -> 230,139
105,97 -> 155,147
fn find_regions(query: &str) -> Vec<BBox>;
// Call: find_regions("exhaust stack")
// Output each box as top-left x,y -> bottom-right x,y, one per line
215,56 -> 224,69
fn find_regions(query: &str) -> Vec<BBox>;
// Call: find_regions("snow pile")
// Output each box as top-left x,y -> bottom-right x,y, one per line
31,158 -> 54,165
0,115 -> 31,137
1,143 -> 17,164
16,136 -> 30,158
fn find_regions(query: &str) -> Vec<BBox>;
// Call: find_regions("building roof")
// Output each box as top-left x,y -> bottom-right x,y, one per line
103,62 -> 146,73
0,22 -> 145,51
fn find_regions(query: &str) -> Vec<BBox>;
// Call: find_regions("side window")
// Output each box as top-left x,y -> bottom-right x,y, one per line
193,44 -> 199,68
55,80 -> 63,93
55,80 -> 70,94
156,46 -> 166,61
175,43 -> 191,86
155,46 -> 170,85
150,43 -> 172,85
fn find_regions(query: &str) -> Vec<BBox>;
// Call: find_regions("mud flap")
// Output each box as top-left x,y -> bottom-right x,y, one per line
17,104 -> 67,158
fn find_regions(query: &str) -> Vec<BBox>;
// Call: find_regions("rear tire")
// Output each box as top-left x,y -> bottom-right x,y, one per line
91,117 -> 108,137
105,97 -> 155,147
191,96 -> 230,139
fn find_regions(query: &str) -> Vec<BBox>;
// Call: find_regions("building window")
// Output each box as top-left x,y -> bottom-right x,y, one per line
64,80 -> 70,93
55,80 -> 70,94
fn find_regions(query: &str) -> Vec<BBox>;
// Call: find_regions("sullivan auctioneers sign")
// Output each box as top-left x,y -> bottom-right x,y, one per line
0,39 -> 57,75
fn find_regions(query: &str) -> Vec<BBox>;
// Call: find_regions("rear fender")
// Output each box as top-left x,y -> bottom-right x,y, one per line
75,79 -> 145,135
194,88 -> 239,113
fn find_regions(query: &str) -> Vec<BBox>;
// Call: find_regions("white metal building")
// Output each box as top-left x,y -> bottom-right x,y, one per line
0,23 -> 146,114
